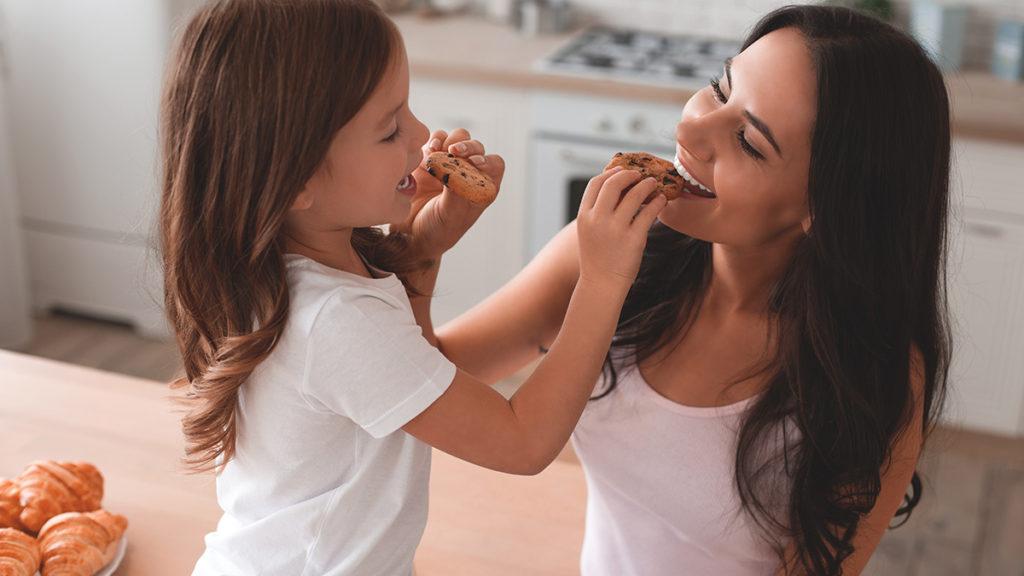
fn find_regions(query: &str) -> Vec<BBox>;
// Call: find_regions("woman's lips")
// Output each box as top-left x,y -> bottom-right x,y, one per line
673,155 -> 716,199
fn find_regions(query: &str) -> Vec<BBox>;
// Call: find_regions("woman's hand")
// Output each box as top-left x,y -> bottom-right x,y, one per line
391,128 -> 505,260
576,167 -> 668,292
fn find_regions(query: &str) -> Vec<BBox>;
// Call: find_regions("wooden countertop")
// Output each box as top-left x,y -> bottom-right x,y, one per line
396,13 -> 1024,145
0,350 -> 586,575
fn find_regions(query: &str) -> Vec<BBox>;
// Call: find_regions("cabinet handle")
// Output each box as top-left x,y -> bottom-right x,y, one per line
964,222 -> 1005,239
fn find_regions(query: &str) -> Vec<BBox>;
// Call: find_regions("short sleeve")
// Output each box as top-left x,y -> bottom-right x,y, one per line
302,286 -> 456,438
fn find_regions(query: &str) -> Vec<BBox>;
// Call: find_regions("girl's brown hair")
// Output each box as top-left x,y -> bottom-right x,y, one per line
160,0 -> 421,472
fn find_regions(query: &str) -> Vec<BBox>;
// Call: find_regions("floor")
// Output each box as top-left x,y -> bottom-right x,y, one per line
7,310 -> 1023,575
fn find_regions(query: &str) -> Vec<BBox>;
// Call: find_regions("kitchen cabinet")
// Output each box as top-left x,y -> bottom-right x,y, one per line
1,0 -> 174,338
944,138 -> 1024,436
410,78 -> 530,325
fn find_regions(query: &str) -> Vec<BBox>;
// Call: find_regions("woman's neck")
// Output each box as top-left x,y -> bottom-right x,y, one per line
704,233 -> 802,316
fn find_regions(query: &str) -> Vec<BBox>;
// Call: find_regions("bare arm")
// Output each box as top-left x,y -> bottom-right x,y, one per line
434,220 -> 582,384
403,168 -> 667,475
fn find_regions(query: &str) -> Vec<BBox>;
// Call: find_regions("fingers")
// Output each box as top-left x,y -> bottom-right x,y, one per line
470,154 -> 505,188
449,139 -> 485,158
579,166 -> 624,212
632,192 -> 668,231
594,169 -> 643,215
442,128 -> 472,151
614,177 -> 658,225
423,129 -> 448,156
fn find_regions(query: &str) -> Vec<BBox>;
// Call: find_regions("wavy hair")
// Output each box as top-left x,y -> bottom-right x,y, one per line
597,5 -> 951,574
159,0 -> 422,473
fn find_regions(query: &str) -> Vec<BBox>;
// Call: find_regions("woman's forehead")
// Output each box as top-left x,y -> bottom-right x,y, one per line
733,28 -> 817,152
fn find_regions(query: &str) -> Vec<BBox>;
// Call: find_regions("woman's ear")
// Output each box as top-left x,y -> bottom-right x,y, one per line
291,189 -> 314,212
801,214 -> 812,235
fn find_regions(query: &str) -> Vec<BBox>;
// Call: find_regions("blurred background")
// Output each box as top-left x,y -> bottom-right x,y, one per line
0,0 -> 1021,574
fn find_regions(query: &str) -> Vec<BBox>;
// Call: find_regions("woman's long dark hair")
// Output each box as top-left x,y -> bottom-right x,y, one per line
597,5 -> 951,574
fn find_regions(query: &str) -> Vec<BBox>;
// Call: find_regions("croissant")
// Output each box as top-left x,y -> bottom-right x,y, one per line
0,527 -> 41,576
0,480 -> 23,531
16,462 -> 103,534
38,510 -> 126,576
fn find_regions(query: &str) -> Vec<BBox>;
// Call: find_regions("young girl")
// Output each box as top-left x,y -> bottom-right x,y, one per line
423,5 -> 952,576
159,1 -> 666,574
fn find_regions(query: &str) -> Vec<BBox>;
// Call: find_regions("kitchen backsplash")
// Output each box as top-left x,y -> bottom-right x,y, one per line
547,0 -> 1024,71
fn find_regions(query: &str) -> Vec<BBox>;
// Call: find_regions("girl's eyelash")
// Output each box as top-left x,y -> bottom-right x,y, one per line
383,125 -> 401,143
709,76 -> 765,161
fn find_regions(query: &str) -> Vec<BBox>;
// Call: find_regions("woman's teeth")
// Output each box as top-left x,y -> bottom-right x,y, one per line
673,156 -> 716,198
396,175 -> 414,191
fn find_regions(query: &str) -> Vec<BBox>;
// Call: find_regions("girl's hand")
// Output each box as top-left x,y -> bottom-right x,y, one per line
391,128 -> 505,259
576,167 -> 668,291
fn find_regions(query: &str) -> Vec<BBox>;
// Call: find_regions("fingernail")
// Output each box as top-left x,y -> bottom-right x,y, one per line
470,155 -> 486,166
430,138 -> 442,150
452,143 -> 466,154
609,166 -> 623,173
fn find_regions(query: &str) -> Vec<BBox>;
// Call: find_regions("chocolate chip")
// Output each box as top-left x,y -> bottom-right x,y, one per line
426,167 -> 435,176
442,174 -> 450,185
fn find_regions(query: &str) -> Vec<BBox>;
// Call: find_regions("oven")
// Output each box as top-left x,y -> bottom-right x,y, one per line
526,92 -> 683,258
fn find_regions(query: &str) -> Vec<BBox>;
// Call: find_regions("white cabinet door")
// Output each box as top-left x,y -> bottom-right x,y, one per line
410,79 -> 528,325
945,212 -> 1024,436
1,0 -> 168,238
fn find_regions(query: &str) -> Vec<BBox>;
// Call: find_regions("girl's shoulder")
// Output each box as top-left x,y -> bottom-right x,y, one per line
285,254 -> 412,339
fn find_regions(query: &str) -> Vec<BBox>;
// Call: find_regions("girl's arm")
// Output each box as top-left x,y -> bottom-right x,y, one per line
434,220 -> 581,383
402,168 -> 667,475
778,350 -> 926,575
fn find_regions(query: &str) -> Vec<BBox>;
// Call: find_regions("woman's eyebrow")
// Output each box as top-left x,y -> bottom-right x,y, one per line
725,58 -> 783,157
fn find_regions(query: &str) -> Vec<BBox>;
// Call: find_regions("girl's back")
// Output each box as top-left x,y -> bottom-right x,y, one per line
196,254 -> 452,574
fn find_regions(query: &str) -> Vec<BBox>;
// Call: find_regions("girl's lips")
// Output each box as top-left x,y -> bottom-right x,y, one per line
396,174 -> 416,196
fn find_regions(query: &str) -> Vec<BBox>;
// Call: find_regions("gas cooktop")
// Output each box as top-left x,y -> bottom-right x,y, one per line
537,27 -> 742,89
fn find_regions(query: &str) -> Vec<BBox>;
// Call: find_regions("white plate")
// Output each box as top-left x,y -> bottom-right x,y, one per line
35,535 -> 126,576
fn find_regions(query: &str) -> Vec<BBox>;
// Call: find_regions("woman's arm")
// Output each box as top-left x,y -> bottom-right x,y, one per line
434,220 -> 582,384
778,350 -> 926,575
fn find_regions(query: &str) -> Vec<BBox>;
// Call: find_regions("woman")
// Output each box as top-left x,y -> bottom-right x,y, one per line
410,5 -> 951,575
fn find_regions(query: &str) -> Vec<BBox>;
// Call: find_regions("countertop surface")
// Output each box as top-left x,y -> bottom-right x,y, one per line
396,13 -> 1024,144
0,350 -> 587,575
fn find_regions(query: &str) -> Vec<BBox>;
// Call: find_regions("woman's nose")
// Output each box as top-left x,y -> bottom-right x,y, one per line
675,117 -> 714,164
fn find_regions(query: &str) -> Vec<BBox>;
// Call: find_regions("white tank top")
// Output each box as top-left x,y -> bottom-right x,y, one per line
571,355 -> 792,576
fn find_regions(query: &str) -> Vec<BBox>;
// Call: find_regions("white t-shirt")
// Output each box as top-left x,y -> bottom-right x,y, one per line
571,354 -> 793,576
192,253 -> 456,576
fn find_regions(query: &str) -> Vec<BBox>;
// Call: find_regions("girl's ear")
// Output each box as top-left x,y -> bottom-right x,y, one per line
801,214 -> 812,235
291,189 -> 314,212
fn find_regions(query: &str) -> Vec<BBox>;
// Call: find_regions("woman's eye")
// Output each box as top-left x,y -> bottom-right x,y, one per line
709,77 -> 727,104
736,129 -> 766,161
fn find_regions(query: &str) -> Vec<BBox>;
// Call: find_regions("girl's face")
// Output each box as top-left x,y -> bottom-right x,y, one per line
658,27 -> 817,248
292,50 -> 429,230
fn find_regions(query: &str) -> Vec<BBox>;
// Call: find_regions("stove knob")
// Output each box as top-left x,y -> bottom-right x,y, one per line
630,116 -> 649,135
